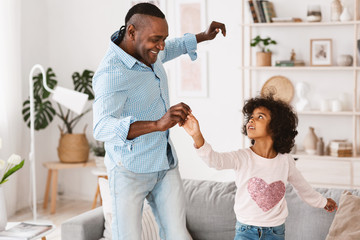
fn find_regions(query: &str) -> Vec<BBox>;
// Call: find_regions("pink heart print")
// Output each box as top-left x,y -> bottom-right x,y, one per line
247,177 -> 285,212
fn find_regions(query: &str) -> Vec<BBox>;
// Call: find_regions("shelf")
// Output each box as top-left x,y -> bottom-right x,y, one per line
298,111 -> 360,116
293,153 -> 360,162
241,0 -> 360,189
240,0 -> 360,160
242,21 -> 360,27
241,66 -> 359,71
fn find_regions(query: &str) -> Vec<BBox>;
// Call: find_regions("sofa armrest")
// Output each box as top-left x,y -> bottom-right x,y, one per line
61,207 -> 104,240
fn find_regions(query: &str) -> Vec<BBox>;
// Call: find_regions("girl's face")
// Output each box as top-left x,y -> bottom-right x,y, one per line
246,107 -> 272,140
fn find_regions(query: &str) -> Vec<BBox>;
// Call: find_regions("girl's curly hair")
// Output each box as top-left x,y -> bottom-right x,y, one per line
242,96 -> 298,154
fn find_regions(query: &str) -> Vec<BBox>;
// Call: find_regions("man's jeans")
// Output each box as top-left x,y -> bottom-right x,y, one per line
234,221 -> 285,240
108,164 -> 190,240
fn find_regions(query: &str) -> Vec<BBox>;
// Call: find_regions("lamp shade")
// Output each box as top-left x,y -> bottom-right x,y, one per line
52,86 -> 88,115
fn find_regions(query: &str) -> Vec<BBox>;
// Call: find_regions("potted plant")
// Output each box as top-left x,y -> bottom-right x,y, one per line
0,138 -> 24,230
250,35 -> 277,66
90,141 -> 106,170
22,68 -> 94,163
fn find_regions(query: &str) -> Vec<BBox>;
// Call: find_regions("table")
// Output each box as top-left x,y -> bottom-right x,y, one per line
91,168 -> 108,209
3,222 -> 55,240
42,161 -> 95,214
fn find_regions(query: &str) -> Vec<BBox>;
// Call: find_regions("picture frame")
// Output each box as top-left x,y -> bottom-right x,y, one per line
176,52 -> 208,97
310,39 -> 332,66
175,0 -> 208,97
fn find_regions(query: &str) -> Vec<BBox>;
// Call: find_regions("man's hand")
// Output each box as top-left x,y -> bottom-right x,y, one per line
196,21 -> 226,43
324,198 -> 338,213
156,102 -> 191,131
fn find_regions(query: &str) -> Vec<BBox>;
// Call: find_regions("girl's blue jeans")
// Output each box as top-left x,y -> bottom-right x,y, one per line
234,221 -> 285,240
108,164 -> 190,240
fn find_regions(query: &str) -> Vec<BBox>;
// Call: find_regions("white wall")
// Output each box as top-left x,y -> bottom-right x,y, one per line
18,0 -> 51,212
14,0 -> 358,213
167,0 -> 243,182
0,0 -> 23,217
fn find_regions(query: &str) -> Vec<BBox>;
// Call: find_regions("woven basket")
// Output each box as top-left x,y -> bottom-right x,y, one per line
57,130 -> 89,163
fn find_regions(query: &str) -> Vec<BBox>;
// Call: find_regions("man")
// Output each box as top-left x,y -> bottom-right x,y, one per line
93,3 -> 226,240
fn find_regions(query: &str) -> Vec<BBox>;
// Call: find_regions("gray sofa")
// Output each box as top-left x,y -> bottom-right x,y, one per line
62,179 -> 360,240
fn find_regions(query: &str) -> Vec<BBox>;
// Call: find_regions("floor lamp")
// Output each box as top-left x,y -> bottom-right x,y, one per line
29,64 -> 88,222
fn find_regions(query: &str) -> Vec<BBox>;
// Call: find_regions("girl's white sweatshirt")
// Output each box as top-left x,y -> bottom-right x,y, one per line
195,142 -> 327,227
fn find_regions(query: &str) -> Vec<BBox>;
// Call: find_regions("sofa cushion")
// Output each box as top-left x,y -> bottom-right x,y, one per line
326,191 -> 360,240
61,207 -> 104,240
285,184 -> 360,240
183,179 -> 237,240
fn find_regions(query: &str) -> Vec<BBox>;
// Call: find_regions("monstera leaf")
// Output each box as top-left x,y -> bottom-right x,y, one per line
72,69 -> 94,100
33,68 -> 57,99
22,96 -> 56,130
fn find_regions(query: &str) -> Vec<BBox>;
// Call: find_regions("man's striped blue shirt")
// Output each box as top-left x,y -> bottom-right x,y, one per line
92,31 -> 197,173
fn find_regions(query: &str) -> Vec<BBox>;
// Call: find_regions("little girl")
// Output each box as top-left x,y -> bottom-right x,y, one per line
183,96 -> 337,240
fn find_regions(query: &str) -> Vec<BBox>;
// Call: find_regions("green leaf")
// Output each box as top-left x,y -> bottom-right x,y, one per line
250,35 -> 276,52
22,67 -> 58,130
0,160 -> 25,185
22,96 -> 56,130
72,69 -> 94,100
33,68 -> 58,99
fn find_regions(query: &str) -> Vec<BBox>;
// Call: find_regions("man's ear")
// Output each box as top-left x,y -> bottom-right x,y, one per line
127,24 -> 136,40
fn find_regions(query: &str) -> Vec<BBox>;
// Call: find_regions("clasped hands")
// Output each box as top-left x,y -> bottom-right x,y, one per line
156,102 -> 192,131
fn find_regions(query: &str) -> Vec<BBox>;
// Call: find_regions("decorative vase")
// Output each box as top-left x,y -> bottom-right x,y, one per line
340,7 -> 351,21
256,52 -> 272,66
336,54 -> 353,66
320,99 -> 330,112
295,82 -> 310,111
316,137 -> 325,156
307,4 -> 322,22
331,99 -> 342,112
303,127 -> 318,155
0,187 -> 7,231
331,0 -> 342,21
339,92 -> 351,111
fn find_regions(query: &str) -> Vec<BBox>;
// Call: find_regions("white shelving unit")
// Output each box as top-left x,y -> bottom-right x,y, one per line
240,0 -> 360,188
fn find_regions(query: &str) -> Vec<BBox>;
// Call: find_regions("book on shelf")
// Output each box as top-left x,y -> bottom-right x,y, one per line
329,150 -> 353,157
252,0 -> 262,23
262,1 -> 276,23
267,2 -> 276,22
248,0 -> 277,23
0,222 -> 54,240
294,60 -> 305,66
247,0 -> 259,23
328,140 -> 352,157
329,140 -> 352,150
275,60 -> 305,67
256,0 -> 267,23
272,17 -> 302,23
275,60 -> 294,67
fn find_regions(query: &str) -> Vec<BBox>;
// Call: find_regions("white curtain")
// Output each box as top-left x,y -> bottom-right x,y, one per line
0,0 -> 23,217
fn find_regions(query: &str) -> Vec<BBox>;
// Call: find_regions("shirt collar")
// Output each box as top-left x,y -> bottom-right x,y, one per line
110,31 -> 152,70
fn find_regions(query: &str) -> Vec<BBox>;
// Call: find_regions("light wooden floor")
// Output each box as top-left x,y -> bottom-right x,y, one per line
8,199 -> 99,240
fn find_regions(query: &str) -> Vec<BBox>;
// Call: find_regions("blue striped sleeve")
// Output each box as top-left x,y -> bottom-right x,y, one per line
159,33 -> 197,63
92,71 -> 137,146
